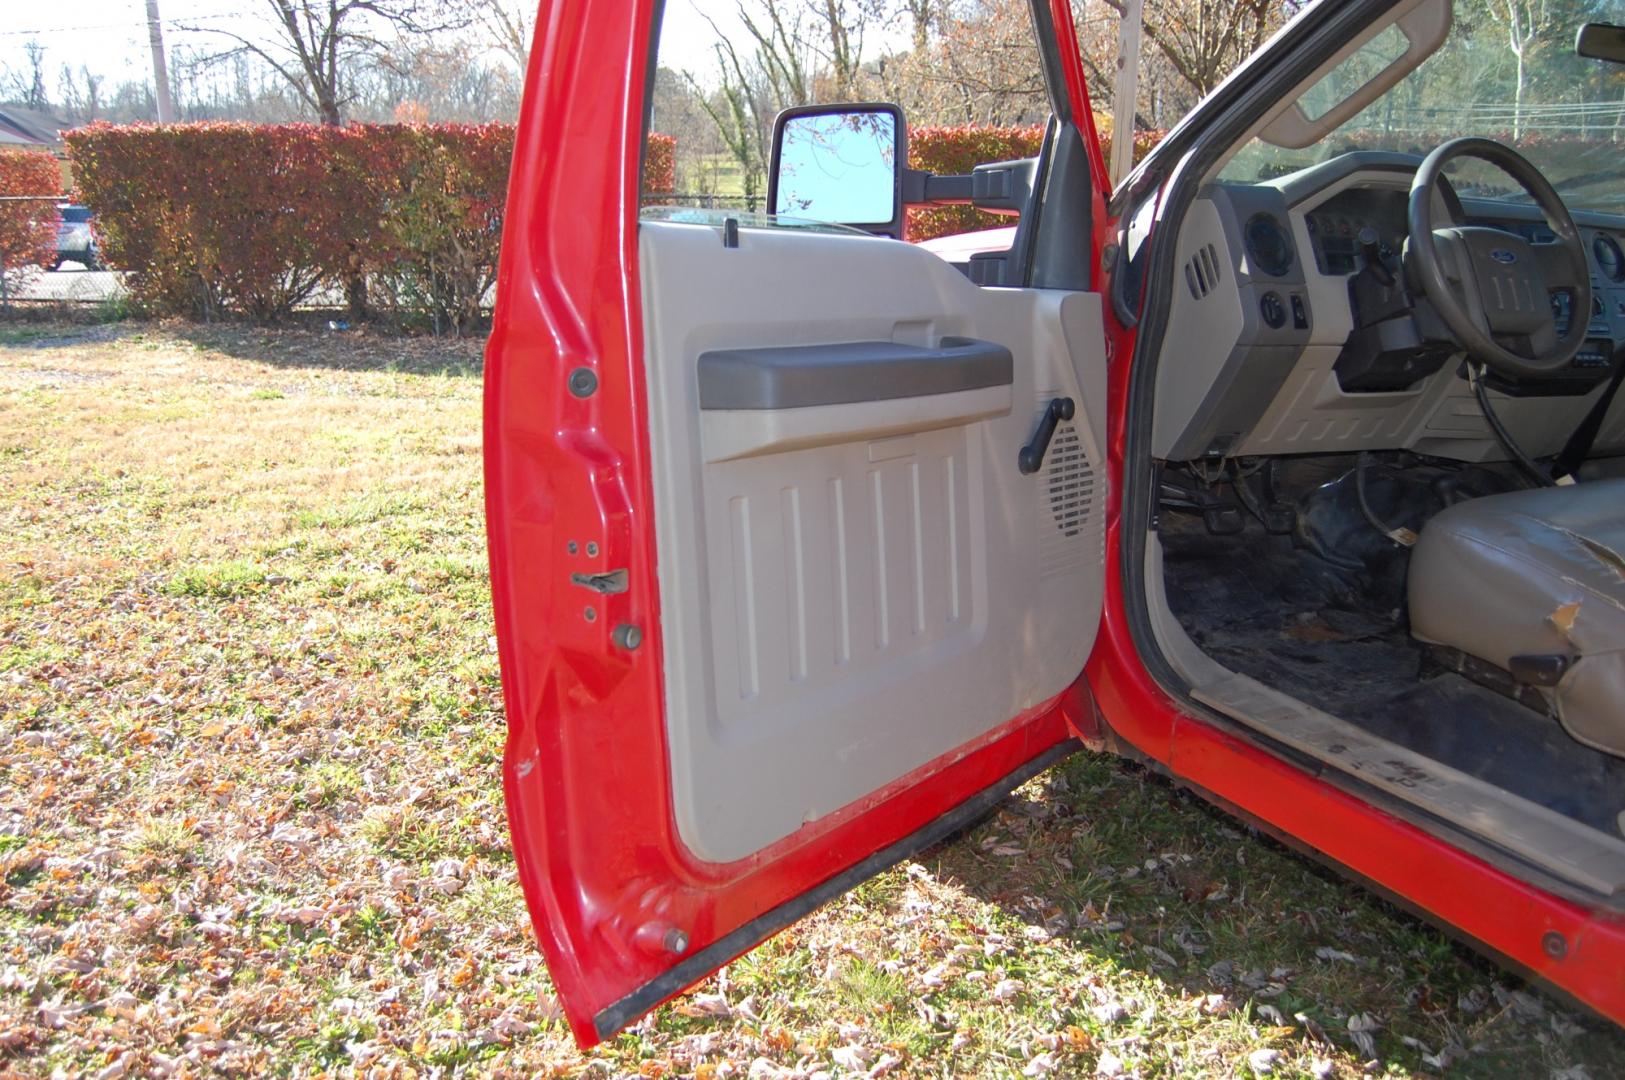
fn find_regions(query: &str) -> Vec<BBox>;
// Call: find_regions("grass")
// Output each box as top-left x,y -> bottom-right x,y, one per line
1,321 -> 1622,1077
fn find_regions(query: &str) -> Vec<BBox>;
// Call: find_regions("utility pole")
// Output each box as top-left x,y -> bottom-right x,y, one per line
145,0 -> 175,123
1110,0 -> 1143,186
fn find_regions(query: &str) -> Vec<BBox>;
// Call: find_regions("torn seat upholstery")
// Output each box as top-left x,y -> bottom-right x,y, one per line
1409,480 -> 1625,759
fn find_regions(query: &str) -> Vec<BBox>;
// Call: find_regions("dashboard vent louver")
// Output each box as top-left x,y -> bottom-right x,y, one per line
1184,243 -> 1222,300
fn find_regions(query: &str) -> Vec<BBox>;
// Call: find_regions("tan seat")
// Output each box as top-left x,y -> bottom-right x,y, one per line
1408,479 -> 1625,759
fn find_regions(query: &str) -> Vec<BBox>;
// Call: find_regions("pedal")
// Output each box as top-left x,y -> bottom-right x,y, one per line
1262,502 -> 1297,535
1201,504 -> 1245,535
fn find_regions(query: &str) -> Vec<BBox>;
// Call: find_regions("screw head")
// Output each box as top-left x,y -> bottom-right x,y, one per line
568,367 -> 598,398
585,541 -> 599,557
583,606 -> 597,622
613,624 -> 643,651
1542,930 -> 1568,960
663,928 -> 689,955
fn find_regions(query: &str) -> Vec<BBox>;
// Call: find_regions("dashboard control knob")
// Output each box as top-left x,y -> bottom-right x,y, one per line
1260,291 -> 1287,329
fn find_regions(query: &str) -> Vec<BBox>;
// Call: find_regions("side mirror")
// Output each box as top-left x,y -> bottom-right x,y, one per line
1576,23 -> 1625,65
768,103 -> 905,238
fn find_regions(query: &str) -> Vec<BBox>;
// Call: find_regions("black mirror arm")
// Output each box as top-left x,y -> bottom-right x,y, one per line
902,157 -> 1037,216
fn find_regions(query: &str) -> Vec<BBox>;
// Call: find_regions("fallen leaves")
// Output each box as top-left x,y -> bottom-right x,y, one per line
2,324 -> 1621,1078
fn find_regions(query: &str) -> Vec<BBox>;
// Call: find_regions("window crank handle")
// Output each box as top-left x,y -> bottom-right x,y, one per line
1018,396 -> 1075,475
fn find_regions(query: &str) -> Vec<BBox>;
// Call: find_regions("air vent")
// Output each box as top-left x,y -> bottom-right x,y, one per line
1184,243 -> 1222,299
1036,393 -> 1097,580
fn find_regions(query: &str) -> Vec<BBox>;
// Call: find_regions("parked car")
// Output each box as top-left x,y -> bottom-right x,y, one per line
53,203 -> 100,270
488,0 -> 1625,1047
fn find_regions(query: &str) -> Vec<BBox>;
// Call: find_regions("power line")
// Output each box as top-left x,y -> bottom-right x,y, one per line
0,12 -> 240,38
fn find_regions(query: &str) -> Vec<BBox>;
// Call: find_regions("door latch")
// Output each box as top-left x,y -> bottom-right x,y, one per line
571,568 -> 629,594
1018,397 -> 1075,475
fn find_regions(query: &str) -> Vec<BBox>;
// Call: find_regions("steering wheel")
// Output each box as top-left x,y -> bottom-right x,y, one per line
1407,137 -> 1591,379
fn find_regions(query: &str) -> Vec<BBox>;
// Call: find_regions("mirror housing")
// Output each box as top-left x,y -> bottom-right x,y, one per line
769,103 -> 905,238
1576,23 -> 1625,64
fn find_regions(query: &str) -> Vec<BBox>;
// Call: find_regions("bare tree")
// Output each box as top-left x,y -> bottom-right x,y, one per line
1099,0 -> 1292,105
459,0 -> 534,73
898,0 -> 1048,125
809,0 -> 878,99
56,65 -> 105,124
4,40 -> 51,111
683,0 -> 817,202
180,1 -> 465,125
1482,0 -> 1556,138
902,0 -> 935,55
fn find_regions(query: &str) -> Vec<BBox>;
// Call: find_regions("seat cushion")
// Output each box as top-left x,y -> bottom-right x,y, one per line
1409,479 -> 1625,758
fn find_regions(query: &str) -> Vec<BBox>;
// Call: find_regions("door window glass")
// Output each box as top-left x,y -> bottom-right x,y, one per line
643,0 -> 1046,235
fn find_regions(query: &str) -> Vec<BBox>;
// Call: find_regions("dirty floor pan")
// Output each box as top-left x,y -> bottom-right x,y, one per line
1160,506 -> 1625,836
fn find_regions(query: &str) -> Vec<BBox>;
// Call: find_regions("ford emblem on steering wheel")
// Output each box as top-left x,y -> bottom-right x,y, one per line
1490,247 -> 1518,264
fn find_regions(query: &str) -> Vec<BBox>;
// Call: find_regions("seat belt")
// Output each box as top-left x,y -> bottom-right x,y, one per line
1554,357 -> 1625,480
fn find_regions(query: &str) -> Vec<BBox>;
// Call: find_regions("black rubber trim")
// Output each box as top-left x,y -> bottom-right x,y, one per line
1025,0 -> 1072,124
637,0 -> 668,198
697,337 -> 1013,410
592,738 -> 1080,1039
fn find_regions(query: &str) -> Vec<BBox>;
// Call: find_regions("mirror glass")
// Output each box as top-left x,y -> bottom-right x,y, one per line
772,110 -> 898,226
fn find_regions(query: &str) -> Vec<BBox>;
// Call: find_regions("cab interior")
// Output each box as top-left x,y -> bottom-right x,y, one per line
1132,0 -> 1625,899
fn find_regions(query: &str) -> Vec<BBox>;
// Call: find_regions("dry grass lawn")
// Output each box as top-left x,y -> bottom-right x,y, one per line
2,322 -> 1623,1078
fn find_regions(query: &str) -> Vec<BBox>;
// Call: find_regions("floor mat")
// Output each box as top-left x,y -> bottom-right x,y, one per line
1160,505 -> 1625,838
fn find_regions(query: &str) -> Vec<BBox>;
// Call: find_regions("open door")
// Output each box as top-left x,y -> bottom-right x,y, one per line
485,0 -> 1112,1048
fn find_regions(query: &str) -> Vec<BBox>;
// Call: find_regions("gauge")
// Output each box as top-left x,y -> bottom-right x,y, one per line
1594,234 -> 1625,283
1244,212 -> 1294,277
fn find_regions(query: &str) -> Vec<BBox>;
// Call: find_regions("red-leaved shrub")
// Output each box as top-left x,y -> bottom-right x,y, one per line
67,123 -> 364,319
644,133 -> 677,194
0,149 -> 64,290
343,124 -> 513,333
66,124 -> 678,325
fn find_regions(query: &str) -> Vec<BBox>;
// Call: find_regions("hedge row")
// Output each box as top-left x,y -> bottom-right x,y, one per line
66,124 -> 679,328
0,150 -> 63,286
61,120 -> 1162,325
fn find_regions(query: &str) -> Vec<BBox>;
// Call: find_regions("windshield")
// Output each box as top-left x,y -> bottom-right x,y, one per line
1221,1 -> 1625,215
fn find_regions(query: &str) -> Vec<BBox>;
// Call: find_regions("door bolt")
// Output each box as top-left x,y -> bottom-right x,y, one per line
613,624 -> 643,651
634,920 -> 689,956
568,367 -> 598,398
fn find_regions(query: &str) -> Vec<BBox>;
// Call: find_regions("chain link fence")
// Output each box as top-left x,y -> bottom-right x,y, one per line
0,195 -> 129,313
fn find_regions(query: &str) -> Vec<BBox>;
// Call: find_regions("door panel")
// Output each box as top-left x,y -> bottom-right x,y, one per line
642,221 -> 1107,862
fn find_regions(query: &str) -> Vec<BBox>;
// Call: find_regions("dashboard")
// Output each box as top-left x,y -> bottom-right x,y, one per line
1303,187 -> 1409,274
1152,151 -> 1625,465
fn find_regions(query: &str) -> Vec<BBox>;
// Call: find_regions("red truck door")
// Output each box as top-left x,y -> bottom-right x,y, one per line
484,0 -> 1112,1046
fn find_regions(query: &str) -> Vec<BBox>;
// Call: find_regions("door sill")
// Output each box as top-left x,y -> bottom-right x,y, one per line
1190,671 -> 1625,898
